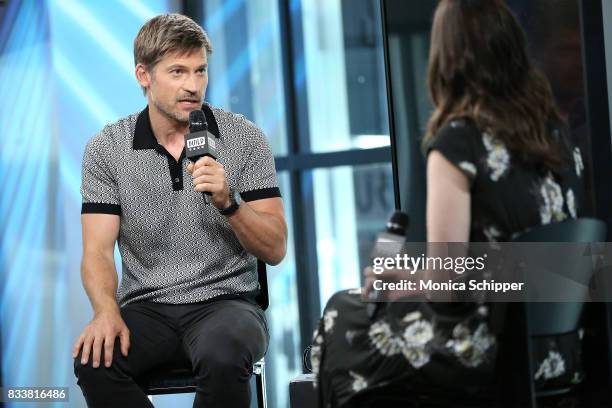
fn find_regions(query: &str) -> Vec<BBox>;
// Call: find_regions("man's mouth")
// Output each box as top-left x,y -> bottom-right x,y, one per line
178,99 -> 201,108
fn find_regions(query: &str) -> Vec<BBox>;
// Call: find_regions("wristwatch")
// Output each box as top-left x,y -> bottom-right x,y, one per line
219,188 -> 241,216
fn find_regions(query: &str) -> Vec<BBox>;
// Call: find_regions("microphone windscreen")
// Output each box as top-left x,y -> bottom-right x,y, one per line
189,109 -> 207,133
387,211 -> 410,235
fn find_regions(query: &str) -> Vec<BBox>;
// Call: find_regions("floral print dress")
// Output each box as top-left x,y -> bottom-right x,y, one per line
311,119 -> 586,407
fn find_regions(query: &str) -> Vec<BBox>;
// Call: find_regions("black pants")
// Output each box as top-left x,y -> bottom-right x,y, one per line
74,298 -> 269,408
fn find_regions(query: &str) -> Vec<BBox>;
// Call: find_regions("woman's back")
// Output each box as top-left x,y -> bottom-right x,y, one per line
428,118 -> 585,242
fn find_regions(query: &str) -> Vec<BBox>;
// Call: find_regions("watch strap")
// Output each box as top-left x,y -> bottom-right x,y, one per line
219,190 -> 240,216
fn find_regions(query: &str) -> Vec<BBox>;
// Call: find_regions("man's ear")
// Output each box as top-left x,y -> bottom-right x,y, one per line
135,63 -> 151,91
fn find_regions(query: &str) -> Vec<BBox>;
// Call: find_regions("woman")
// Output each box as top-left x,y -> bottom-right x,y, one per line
311,0 -> 585,406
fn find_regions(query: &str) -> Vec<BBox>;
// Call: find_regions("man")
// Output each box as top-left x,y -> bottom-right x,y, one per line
72,13 -> 287,408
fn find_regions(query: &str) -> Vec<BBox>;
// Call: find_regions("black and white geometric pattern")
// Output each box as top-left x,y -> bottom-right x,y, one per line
81,103 -> 280,306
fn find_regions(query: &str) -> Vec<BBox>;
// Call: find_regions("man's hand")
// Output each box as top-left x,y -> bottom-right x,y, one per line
72,310 -> 130,368
187,156 -> 231,210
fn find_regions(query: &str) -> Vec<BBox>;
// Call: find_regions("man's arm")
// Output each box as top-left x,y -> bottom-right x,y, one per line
187,157 -> 288,265
225,197 -> 287,265
72,214 -> 130,368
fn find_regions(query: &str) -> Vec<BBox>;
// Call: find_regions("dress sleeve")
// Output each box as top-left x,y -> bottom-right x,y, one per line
426,120 -> 480,188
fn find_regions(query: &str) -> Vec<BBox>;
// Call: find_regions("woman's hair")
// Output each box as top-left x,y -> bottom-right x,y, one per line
425,0 -> 567,171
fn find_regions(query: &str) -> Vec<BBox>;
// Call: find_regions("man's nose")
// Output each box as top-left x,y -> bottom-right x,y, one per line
182,73 -> 200,94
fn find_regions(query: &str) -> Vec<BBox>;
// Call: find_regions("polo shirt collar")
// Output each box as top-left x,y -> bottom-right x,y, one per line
133,102 -> 220,150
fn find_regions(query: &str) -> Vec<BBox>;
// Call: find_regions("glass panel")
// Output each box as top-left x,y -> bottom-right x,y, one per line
264,172 -> 301,408
299,0 -> 390,152
312,163 -> 395,308
202,0 -> 288,156
0,1 -> 179,407
508,0 -> 595,214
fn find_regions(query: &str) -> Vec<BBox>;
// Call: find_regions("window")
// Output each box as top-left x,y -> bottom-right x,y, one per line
195,1 -> 394,406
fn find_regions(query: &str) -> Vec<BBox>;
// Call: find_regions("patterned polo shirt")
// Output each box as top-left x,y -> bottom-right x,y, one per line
80,103 -> 281,306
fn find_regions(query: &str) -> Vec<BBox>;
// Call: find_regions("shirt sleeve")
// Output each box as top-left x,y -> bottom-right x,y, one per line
237,125 -> 281,202
426,119 -> 480,188
80,132 -> 121,215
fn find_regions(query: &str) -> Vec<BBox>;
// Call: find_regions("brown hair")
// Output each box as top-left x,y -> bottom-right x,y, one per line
134,13 -> 213,93
425,0 -> 566,171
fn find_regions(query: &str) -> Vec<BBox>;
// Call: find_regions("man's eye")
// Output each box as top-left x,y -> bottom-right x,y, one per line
197,67 -> 207,74
171,69 -> 182,75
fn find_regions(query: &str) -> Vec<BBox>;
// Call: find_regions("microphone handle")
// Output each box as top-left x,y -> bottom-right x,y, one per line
202,192 -> 211,205
366,303 -> 378,319
366,293 -> 386,319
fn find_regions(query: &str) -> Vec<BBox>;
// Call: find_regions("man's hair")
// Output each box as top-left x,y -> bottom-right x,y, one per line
134,13 -> 213,94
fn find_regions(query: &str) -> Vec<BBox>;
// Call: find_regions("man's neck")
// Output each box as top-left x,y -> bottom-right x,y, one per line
148,103 -> 188,147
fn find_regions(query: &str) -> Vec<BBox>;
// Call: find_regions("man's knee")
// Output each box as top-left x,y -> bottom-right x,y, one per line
74,357 -> 105,386
73,345 -> 126,386
192,336 -> 254,381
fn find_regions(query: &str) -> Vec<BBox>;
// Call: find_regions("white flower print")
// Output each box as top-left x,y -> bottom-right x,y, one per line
403,320 -> 434,347
310,345 -> 321,375
347,288 -> 362,296
369,319 -> 435,368
345,330 -> 357,345
368,320 -> 405,356
459,161 -> 477,177
573,147 -> 584,177
402,347 -> 431,369
534,351 -> 566,381
539,174 -> 567,224
566,189 -> 576,218
323,309 -> 338,333
482,132 -> 510,181
310,328 -> 323,375
477,305 -> 488,317
349,371 -> 368,392
445,323 -> 496,368
509,231 -> 521,240
483,225 -> 501,242
571,371 -> 584,384
402,311 -> 422,323
401,320 -> 434,368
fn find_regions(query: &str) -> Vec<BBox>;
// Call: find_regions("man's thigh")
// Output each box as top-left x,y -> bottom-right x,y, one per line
75,302 -> 182,379
118,302 -> 182,376
182,298 -> 269,373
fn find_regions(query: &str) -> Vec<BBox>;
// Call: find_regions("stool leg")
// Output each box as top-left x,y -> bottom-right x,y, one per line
253,359 -> 267,408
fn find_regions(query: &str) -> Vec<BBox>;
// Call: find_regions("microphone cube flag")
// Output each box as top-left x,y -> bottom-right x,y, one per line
185,130 -> 218,162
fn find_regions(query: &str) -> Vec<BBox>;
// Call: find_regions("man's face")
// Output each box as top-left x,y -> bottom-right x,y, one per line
145,48 -> 208,125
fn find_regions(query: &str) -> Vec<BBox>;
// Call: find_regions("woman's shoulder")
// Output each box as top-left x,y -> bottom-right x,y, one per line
426,118 -> 488,185
431,118 -> 481,142
426,118 -> 484,158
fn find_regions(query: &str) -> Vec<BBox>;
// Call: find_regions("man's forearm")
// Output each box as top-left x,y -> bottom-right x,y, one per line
81,251 -> 120,315
226,203 -> 287,265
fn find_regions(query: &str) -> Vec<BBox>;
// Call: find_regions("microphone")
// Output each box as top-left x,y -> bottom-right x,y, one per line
185,109 -> 218,204
366,211 -> 410,319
